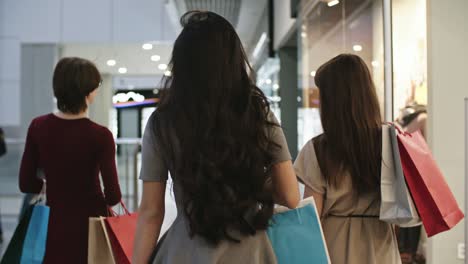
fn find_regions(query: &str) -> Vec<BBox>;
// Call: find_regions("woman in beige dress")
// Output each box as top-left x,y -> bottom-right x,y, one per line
294,54 -> 401,264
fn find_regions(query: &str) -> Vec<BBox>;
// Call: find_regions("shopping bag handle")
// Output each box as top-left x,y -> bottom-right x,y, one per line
119,200 -> 130,215
383,122 -> 412,136
30,179 -> 47,205
107,200 -> 131,216
39,179 -> 46,196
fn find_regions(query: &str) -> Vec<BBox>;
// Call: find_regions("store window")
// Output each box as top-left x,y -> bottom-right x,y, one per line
257,58 -> 282,120
298,0 -> 385,148
392,0 -> 427,120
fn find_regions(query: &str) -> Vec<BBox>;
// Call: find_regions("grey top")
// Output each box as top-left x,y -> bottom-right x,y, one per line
139,111 -> 291,264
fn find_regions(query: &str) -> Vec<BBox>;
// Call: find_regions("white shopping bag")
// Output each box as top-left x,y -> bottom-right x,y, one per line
380,124 -> 421,227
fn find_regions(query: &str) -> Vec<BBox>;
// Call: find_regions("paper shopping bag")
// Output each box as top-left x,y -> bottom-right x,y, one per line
0,206 -> 33,264
20,204 -> 50,264
104,201 -> 138,264
380,125 -> 421,227
267,197 -> 330,264
397,129 -> 464,236
88,216 -> 116,264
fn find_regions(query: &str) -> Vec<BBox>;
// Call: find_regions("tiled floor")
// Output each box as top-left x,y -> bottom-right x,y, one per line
0,215 -> 16,257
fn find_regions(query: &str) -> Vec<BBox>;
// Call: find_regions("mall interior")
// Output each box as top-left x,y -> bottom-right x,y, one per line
0,0 -> 467,263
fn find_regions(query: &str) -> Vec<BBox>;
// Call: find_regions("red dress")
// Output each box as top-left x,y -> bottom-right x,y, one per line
19,114 -> 122,264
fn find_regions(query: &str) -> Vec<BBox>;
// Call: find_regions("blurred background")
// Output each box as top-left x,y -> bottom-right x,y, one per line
0,0 -> 467,263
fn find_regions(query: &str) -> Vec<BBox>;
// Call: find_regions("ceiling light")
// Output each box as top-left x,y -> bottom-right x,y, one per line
328,0 -> 339,7
266,79 -> 272,84
301,32 -> 307,38
151,55 -> 161,62
164,70 -> 172,77
142,43 -> 153,50
353,44 -> 363,52
310,71 -> 316,77
106,59 -> 116,66
118,67 -> 127,74
371,60 -> 380,67
273,84 -> 279,90
158,64 -> 168,70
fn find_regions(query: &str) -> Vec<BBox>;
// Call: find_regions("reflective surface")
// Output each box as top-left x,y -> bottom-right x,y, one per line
298,0 -> 385,148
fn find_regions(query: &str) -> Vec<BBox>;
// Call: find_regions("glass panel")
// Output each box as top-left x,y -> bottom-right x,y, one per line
391,0 -> 427,260
257,58 -> 282,121
298,0 -> 384,148
392,0 -> 427,120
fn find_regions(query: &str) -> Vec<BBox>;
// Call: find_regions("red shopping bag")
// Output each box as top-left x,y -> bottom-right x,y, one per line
397,129 -> 464,237
104,201 -> 138,264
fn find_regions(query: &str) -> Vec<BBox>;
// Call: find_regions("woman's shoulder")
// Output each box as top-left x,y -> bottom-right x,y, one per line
31,113 -> 54,124
28,113 -> 57,131
301,134 -> 324,153
142,110 -> 163,136
88,122 -> 113,139
87,124 -> 115,150
145,110 -> 173,136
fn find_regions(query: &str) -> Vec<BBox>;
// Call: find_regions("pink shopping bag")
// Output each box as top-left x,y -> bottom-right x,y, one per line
104,201 -> 138,264
396,128 -> 464,236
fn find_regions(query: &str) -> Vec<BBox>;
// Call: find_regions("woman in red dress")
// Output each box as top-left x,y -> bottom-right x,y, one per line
19,57 -> 122,263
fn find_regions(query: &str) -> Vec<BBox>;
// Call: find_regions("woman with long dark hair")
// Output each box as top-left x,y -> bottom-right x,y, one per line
133,11 -> 300,263
294,54 -> 401,263
19,57 -> 122,263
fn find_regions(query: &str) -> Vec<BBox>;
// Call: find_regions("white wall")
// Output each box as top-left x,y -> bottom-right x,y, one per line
273,0 -> 296,50
0,0 -> 176,44
427,0 -> 468,263
0,0 -> 176,126
88,74 -> 112,128
0,38 -> 21,126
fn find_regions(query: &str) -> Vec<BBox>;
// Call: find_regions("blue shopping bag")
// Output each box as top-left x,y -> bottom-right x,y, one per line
267,198 -> 330,264
20,204 -> 50,264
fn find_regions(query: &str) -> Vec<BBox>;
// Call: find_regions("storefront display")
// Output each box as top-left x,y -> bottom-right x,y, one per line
297,0 -> 428,261
298,0 -> 384,147
392,0 -> 427,119
298,0 -> 426,145
111,89 -> 159,139
257,58 -> 282,120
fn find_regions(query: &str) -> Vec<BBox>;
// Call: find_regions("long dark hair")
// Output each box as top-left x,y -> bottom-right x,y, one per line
153,11 -> 277,244
314,54 -> 382,194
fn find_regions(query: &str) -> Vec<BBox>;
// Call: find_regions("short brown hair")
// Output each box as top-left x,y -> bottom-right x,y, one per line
53,57 -> 101,114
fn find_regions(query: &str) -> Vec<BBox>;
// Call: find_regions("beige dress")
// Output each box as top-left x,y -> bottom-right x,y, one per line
294,138 -> 401,264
